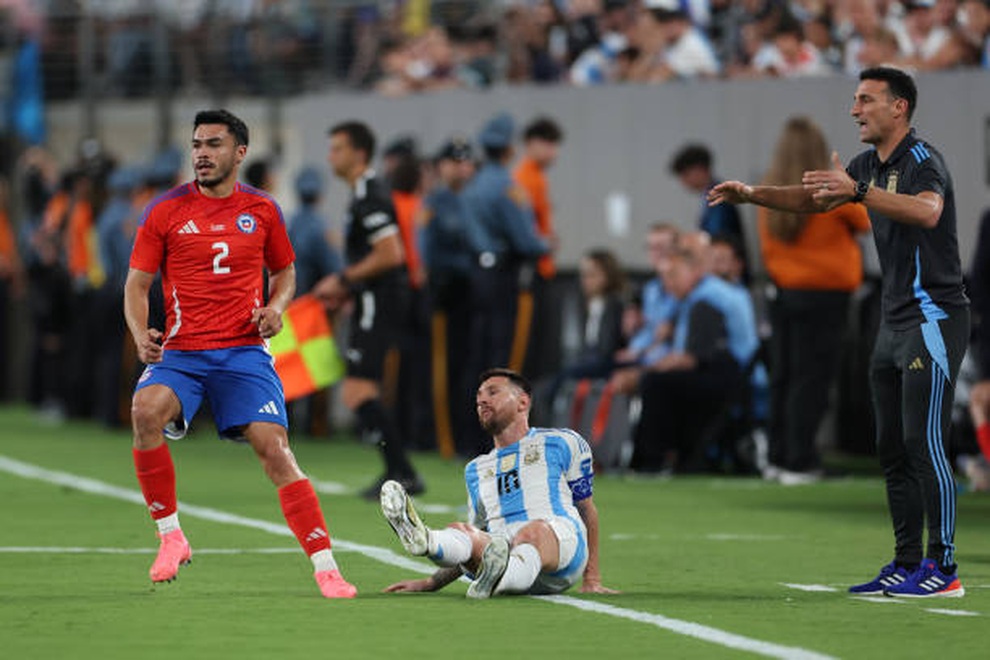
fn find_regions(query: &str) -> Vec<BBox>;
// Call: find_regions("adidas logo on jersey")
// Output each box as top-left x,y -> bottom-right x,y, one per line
178,220 -> 201,234
909,357 -> 925,371
258,401 -> 280,415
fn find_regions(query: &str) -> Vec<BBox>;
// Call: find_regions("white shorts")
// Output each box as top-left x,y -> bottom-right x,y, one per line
502,516 -> 588,595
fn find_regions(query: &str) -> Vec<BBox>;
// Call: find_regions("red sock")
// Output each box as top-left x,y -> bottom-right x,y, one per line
279,479 -> 332,556
133,444 -> 177,520
977,423 -> 990,463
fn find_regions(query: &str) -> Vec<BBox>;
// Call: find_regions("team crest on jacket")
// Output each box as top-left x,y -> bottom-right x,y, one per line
236,213 -> 257,234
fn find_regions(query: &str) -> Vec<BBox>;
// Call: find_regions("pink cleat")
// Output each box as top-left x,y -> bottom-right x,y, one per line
149,529 -> 192,583
315,569 -> 358,599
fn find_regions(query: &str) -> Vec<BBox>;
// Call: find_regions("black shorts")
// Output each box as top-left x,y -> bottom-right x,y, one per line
346,284 -> 408,380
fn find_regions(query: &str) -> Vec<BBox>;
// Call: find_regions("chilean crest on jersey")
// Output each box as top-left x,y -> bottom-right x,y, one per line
236,213 -> 257,234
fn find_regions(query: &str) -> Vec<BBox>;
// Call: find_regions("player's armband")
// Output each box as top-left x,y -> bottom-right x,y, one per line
568,475 -> 594,502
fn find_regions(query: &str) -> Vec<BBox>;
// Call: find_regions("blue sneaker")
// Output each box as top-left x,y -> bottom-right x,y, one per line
848,561 -> 911,595
883,559 -> 965,598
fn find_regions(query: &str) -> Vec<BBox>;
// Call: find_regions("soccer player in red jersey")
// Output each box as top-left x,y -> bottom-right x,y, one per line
124,109 -> 357,598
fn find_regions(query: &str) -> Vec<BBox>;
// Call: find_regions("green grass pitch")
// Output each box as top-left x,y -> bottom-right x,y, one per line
1,406 -> 988,659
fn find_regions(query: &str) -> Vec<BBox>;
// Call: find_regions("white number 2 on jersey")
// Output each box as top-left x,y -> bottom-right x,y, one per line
212,241 -> 231,274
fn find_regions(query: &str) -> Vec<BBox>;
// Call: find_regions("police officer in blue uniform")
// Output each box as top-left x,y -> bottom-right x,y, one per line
420,137 -> 477,457
461,113 -> 548,454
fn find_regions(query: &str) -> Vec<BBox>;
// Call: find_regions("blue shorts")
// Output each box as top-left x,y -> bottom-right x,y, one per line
135,345 -> 288,441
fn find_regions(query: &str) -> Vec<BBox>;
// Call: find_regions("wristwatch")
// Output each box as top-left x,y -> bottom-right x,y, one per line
852,180 -> 870,203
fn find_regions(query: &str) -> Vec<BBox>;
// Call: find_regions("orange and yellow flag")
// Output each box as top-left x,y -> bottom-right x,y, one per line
270,295 -> 345,401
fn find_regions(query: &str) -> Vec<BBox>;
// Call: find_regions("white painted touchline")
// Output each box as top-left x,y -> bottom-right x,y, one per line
538,595 -> 834,660
781,584 -> 838,593
924,608 -> 980,617
0,454 -> 835,660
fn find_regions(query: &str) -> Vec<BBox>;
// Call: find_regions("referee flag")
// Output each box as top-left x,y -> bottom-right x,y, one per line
270,295 -> 345,401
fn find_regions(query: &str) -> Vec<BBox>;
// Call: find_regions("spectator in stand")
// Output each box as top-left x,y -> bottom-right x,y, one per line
956,0 -> 990,68
857,25 -> 903,69
752,11 -> 832,76
628,0 -> 721,82
755,116 -> 871,484
889,0 -> 955,70
839,0 -> 884,75
570,0 -> 636,85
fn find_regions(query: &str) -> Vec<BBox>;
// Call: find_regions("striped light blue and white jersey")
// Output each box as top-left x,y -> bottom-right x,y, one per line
464,427 -> 594,536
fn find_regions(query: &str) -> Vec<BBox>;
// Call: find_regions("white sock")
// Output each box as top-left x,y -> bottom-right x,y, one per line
155,513 -> 181,535
427,528 -> 472,566
494,543 -> 542,595
310,549 -> 339,573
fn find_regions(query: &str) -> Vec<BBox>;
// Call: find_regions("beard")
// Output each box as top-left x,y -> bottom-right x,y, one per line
479,410 -> 509,437
197,162 -> 233,188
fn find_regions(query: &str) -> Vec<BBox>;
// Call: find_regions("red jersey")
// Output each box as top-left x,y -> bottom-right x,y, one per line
130,182 -> 295,351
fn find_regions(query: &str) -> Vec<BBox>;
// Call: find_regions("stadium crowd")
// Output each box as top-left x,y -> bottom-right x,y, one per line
1,0 -> 988,101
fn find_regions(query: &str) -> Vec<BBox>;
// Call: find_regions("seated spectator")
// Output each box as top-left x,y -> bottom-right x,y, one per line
888,0 -> 955,70
628,0 -> 721,82
710,234 -> 747,286
630,234 -> 758,474
544,248 -> 628,407
856,25 -> 903,70
611,223 -> 679,392
956,0 -> 990,68
569,0 -> 635,86
752,11 -> 832,77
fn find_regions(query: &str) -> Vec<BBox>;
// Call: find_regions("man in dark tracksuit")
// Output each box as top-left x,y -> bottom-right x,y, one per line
709,67 -> 968,597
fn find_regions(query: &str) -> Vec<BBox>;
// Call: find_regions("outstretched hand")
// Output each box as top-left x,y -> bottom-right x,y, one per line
707,181 -> 752,206
802,151 -> 855,207
383,578 -> 435,593
580,577 -> 620,594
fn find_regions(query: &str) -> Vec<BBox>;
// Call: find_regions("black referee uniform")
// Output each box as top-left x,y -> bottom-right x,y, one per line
847,129 -> 969,572
343,170 -> 418,487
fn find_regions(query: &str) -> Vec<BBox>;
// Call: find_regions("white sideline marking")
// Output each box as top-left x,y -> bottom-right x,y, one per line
310,479 -> 350,495
0,454 -> 834,660
781,584 -> 837,593
851,596 -> 901,604
707,533 -> 787,542
538,596 -> 834,660
924,608 -> 980,617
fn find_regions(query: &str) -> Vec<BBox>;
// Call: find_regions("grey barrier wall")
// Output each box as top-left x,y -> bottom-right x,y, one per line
46,70 -> 989,272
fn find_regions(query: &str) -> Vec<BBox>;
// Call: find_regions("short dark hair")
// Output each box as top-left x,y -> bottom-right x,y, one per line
329,121 -> 377,162
478,368 -> 532,397
523,117 -> 564,143
860,66 -> 918,120
244,159 -> 271,189
670,143 -> 712,175
194,109 -> 249,146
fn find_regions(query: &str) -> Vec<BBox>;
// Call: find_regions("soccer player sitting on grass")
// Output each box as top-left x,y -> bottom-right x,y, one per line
380,368 -> 618,598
